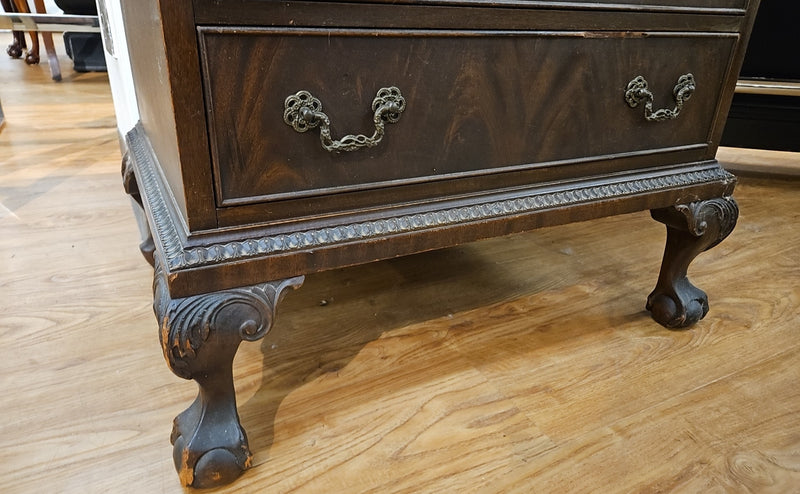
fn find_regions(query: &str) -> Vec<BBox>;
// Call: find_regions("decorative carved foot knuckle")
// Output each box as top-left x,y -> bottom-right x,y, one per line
6,43 -> 23,59
153,263 -> 303,487
171,407 -> 252,489
648,197 -> 738,329
188,445 -> 252,489
646,283 -> 709,329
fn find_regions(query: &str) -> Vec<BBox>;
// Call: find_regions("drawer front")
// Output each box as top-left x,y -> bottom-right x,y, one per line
344,0 -> 747,9
200,29 -> 737,209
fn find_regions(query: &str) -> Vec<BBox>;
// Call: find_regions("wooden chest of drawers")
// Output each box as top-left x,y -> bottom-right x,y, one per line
119,0 -> 758,487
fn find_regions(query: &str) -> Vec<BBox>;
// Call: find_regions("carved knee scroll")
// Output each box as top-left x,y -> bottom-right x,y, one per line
153,262 -> 303,488
647,197 -> 738,328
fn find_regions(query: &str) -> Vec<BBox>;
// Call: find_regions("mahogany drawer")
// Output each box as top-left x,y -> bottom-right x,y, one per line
334,0 -> 748,8
200,28 -> 737,218
192,0 -> 749,29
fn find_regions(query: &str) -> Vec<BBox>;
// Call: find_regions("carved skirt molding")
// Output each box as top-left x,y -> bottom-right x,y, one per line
125,124 -> 740,488
125,123 -> 738,294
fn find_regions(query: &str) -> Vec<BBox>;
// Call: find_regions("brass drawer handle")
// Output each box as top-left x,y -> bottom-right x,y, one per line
284,86 -> 406,153
625,73 -> 695,122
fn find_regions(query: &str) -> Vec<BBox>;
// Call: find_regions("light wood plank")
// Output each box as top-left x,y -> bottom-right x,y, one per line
718,146 -> 800,177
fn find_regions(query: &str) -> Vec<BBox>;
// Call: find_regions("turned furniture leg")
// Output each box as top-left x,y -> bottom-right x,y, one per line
647,196 -> 739,328
153,262 -> 303,488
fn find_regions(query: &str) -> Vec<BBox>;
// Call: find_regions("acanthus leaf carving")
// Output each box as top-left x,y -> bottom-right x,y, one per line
647,196 -> 739,329
153,259 -> 303,380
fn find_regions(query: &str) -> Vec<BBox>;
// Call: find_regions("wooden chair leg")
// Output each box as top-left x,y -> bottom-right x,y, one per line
32,0 -> 60,80
11,0 -> 39,65
1,0 -> 26,58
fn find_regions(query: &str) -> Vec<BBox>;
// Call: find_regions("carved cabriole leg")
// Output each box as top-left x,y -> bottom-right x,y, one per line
647,196 -> 739,328
121,153 -> 155,266
153,261 -> 303,488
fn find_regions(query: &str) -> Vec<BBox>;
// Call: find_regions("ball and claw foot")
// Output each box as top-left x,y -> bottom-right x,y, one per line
170,396 -> 252,488
24,51 -> 39,65
647,280 -> 709,329
647,196 -> 738,329
153,262 -> 303,488
7,43 -> 23,59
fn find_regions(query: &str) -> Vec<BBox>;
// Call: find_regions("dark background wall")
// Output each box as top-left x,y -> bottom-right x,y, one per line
721,1 -> 800,151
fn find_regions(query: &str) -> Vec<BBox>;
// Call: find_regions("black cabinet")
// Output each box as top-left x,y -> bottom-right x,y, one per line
722,1 -> 800,151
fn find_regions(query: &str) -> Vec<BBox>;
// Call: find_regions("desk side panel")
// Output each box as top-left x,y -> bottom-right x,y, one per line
120,0 -> 217,231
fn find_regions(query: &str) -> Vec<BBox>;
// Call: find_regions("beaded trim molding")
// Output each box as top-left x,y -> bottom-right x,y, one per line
128,126 -> 734,272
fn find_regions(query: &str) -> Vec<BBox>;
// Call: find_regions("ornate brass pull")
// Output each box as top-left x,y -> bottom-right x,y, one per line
283,86 -> 406,153
625,73 -> 695,122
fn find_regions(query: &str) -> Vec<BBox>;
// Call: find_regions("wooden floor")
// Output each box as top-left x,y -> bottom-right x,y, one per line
1,40 -> 799,494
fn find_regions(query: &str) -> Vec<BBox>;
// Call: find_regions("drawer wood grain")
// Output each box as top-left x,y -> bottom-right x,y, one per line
194,2 -> 745,31
200,29 -> 737,216
332,0 -> 748,8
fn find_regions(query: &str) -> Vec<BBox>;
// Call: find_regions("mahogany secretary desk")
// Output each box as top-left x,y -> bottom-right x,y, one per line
117,0 -> 759,487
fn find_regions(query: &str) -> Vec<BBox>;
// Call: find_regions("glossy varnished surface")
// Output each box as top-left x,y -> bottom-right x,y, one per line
1,42 -> 799,492
125,0 -> 757,297
202,30 -> 735,207
119,0 -> 756,237
192,1 -> 747,31
120,0 -> 217,230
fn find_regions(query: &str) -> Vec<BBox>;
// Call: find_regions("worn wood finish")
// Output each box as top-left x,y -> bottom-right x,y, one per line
647,196 -> 739,327
192,1 -> 746,31
119,0 -> 217,231
344,0 -> 748,7
203,30 -> 736,208
335,0 -> 748,7
1,49 -> 799,491
114,0 -> 763,486
154,259 -> 304,488
703,0 -> 761,153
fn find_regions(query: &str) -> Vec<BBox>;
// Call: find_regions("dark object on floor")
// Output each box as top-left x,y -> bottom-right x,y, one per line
63,32 -> 106,72
55,0 -> 106,72
54,0 -> 96,15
